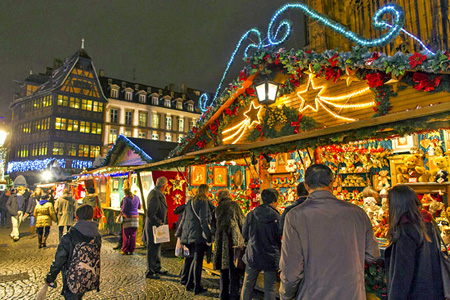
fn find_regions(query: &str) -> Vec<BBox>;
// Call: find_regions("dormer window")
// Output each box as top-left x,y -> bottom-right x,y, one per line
125,91 -> 133,101
111,88 -> 118,98
176,101 -> 183,110
164,99 -> 171,108
188,103 -> 194,112
139,94 -> 146,103
152,96 -> 159,105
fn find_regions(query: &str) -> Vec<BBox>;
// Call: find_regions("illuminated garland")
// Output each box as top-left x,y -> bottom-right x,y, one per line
7,158 -> 66,173
71,160 -> 93,169
101,134 -> 153,167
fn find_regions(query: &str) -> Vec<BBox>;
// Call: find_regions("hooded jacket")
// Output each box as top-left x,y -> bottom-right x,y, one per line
34,200 -> 57,228
46,220 -> 102,295
55,192 -> 77,227
6,193 -> 26,216
242,203 -> 281,271
82,193 -> 100,210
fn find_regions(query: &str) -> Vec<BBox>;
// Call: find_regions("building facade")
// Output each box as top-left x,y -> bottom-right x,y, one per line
8,48 -> 106,178
98,76 -> 202,155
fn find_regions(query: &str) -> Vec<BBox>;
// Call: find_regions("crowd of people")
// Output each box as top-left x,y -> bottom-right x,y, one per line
0,163 -> 447,299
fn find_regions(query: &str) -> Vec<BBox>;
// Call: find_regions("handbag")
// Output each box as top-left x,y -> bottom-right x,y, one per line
35,283 -> 48,300
152,224 -> 170,244
115,213 -> 123,224
190,200 -> 211,240
233,245 -> 246,269
433,222 -> 450,298
93,196 -> 103,220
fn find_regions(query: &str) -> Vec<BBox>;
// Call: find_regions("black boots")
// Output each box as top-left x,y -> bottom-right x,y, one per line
42,233 -> 49,248
38,235 -> 43,249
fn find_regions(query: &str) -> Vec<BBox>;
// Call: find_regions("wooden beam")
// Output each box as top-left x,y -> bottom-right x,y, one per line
136,171 -> 147,216
239,101 -> 450,151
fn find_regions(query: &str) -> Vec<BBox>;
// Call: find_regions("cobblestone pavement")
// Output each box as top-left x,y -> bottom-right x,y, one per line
0,220 -> 263,299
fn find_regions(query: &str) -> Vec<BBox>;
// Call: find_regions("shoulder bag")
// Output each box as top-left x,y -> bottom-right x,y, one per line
433,222 -> 450,298
93,196 -> 103,220
191,200 -> 210,240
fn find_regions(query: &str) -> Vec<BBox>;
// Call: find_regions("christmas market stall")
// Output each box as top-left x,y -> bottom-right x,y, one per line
77,135 -> 186,244
132,3 -> 450,298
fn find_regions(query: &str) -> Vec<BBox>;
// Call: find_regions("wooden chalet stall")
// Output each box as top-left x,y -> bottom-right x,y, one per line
134,44 -> 450,298
77,135 -> 185,244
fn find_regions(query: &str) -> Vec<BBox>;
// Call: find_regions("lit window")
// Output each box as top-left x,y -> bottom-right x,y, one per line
67,143 -> 77,156
67,120 -> 79,132
138,132 -> 146,139
139,112 -> 147,127
125,91 -> 133,101
110,109 -> 119,123
92,101 -> 99,112
151,133 -> 159,140
139,94 -> 146,103
52,142 -> 64,156
111,88 -> 119,98
152,96 -> 159,105
164,99 -> 171,107
98,103 -> 104,112
178,135 -> 184,143
125,111 -> 133,125
57,95 -> 68,106
69,97 -> 80,109
176,101 -> 182,109
90,145 -> 100,158
152,114 -> 159,128
55,118 -> 67,130
166,116 -> 172,130
165,134 -> 172,142
190,118 -> 196,130
124,130 -> 132,137
188,103 -> 194,112
80,121 -> 90,133
178,118 -> 184,132
78,145 -> 89,157
109,129 -> 118,144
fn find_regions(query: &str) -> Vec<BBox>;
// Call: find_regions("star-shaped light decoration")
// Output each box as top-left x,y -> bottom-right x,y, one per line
223,100 -> 263,144
341,67 -> 360,86
243,100 -> 263,128
173,193 -> 183,206
170,174 -> 186,192
297,73 -> 325,113
385,74 -> 405,93
163,184 -> 172,195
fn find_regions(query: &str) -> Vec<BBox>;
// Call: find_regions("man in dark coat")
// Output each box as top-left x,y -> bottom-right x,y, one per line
280,164 -> 380,300
0,189 -> 10,227
6,186 -> 26,241
145,176 -> 169,279
279,182 -> 308,233
241,188 -> 281,300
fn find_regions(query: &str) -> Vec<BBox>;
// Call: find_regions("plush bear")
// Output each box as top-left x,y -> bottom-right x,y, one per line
432,156 -> 449,183
416,166 -> 431,182
376,170 -> 391,191
396,155 -> 422,183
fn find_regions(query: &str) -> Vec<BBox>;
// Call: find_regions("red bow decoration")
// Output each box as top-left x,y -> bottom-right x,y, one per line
409,52 -> 427,68
329,53 -> 339,67
196,139 -> 206,149
291,114 -> 304,134
325,67 -> 341,83
366,52 -> 381,66
224,106 -> 238,116
413,72 -> 441,92
192,127 -> 198,134
246,88 -> 256,96
209,120 -> 219,134
366,73 -> 384,88
239,70 -> 248,81
256,124 -> 263,140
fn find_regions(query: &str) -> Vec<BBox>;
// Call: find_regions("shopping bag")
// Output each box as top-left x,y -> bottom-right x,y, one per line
35,283 -> 48,300
152,225 -> 170,244
115,214 -> 123,224
233,245 -> 246,269
175,238 -> 183,257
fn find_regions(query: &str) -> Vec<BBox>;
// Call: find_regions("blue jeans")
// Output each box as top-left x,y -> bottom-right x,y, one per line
30,215 -> 36,226
241,265 -> 278,300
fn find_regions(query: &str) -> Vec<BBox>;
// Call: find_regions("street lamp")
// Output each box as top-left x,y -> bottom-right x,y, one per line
0,130 -> 7,147
255,80 -> 280,106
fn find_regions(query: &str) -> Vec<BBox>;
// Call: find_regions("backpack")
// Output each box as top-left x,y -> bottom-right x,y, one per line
66,233 -> 101,294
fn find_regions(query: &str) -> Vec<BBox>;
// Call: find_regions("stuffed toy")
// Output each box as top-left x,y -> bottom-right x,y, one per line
416,166 -> 431,182
396,155 -> 422,183
375,170 -> 391,191
285,159 -> 297,173
432,156 -> 449,183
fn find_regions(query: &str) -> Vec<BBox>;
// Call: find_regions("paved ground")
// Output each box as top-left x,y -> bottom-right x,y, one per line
0,219 -> 262,299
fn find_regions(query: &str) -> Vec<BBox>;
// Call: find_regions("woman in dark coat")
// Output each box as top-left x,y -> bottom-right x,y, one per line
180,184 -> 212,295
213,189 -> 245,300
385,185 -> 444,300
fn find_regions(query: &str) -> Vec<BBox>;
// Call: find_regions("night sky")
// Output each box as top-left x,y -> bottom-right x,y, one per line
0,1 -> 305,121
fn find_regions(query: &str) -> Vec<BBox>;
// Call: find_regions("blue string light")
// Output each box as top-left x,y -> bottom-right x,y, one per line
199,28 -> 263,112
383,24 -> 435,55
7,158 -> 66,173
71,160 -> 93,169
267,3 -> 404,47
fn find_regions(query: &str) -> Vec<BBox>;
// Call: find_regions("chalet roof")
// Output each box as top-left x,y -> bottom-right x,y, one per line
24,74 -> 49,85
101,135 -> 178,167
